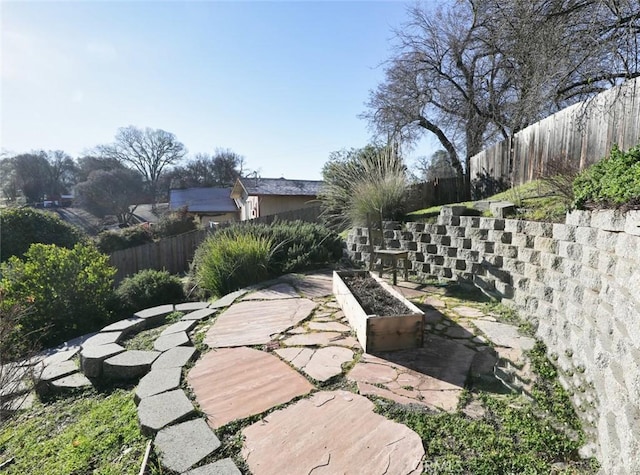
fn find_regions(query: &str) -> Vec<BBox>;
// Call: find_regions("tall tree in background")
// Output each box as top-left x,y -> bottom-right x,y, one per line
364,0 -> 640,196
76,155 -> 124,182
75,168 -> 146,226
0,151 -> 77,204
167,148 -> 245,189
415,150 -> 458,181
98,126 -> 187,202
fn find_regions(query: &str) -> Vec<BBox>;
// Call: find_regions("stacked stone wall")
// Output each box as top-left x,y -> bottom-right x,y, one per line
346,209 -> 640,474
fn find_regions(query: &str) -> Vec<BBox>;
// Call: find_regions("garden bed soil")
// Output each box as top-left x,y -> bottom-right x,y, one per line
340,273 -> 411,316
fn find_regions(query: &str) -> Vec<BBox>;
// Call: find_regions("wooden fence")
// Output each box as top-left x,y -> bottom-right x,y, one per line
108,206 -> 323,283
109,229 -> 208,283
471,76 -> 640,186
406,177 -> 463,211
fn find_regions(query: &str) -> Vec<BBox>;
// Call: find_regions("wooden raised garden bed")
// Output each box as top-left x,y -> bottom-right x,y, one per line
333,270 -> 424,353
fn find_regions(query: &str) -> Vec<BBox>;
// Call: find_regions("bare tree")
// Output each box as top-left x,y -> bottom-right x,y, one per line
99,126 -> 187,202
75,168 -> 147,226
364,0 -> 640,196
167,148 -> 245,189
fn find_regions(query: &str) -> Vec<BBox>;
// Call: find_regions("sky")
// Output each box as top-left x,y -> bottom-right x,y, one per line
1,0 -> 440,181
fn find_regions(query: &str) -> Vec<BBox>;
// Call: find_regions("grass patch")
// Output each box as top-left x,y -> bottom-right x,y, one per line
406,180 -> 570,223
0,388 -> 148,475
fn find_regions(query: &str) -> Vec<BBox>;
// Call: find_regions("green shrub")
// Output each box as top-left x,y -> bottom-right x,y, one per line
116,269 -> 185,313
194,233 -> 273,298
573,144 -> 640,209
211,221 -> 343,275
153,207 -> 198,238
96,226 -> 154,253
0,243 -> 116,349
0,208 -> 86,262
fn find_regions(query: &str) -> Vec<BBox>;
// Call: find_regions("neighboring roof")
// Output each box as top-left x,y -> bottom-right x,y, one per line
232,177 -> 324,198
169,187 -> 238,214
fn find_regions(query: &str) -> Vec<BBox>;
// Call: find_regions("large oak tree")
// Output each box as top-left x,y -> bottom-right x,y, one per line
98,126 -> 187,201
364,0 -> 640,196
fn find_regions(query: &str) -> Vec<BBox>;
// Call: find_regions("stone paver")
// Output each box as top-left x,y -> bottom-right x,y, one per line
472,320 -> 536,350
183,458 -> 241,475
291,274 -> 334,298
80,331 -> 123,348
242,390 -> 424,475
241,283 -> 299,300
452,305 -> 486,318
135,367 -> 182,402
134,304 -> 174,327
181,308 -> 217,321
282,331 -> 343,347
138,389 -> 195,435
307,321 -> 351,332
80,343 -> 125,377
153,331 -> 190,352
188,347 -> 313,429
160,320 -> 197,336
154,418 -> 221,473
100,317 -> 145,336
209,289 -> 247,309
303,346 -> 354,382
50,372 -> 92,391
205,299 -> 316,347
40,347 -> 80,367
38,360 -> 78,382
175,302 -> 210,312
276,346 -> 354,382
347,335 -> 476,411
152,346 -> 197,370
103,350 -> 160,380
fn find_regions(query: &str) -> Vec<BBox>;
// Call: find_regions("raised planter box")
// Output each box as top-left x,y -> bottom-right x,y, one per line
333,270 -> 424,353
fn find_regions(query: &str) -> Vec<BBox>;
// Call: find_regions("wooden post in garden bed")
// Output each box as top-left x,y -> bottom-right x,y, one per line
333,270 -> 424,352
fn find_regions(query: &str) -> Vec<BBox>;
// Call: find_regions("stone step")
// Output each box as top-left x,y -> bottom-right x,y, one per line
160,320 -> 197,337
80,343 -> 126,378
50,373 -> 93,392
137,389 -> 195,436
151,346 -> 197,370
153,331 -> 191,352
135,304 -> 175,328
100,317 -> 145,337
103,350 -> 160,380
135,367 -> 182,403
181,308 -> 217,321
154,418 -> 221,473
182,459 -> 241,475
175,302 -> 210,312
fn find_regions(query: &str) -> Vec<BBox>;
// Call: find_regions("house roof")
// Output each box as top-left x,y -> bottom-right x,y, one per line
169,187 -> 238,214
232,177 -> 324,198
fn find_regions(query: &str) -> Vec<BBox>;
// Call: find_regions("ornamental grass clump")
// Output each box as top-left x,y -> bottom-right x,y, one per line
319,145 -> 408,230
194,233 -> 273,298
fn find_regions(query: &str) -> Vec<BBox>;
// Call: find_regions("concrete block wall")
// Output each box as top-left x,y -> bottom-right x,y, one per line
345,209 -> 640,475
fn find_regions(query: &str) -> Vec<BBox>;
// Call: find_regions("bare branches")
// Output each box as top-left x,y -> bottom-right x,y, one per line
364,0 -> 640,196
99,126 -> 186,200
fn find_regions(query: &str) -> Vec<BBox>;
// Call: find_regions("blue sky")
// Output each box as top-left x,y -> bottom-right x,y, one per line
2,0 -> 439,180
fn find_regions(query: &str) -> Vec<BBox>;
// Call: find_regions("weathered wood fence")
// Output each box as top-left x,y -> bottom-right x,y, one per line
471,76 -> 640,186
406,177 -> 463,211
108,207 -> 324,282
109,229 -> 208,283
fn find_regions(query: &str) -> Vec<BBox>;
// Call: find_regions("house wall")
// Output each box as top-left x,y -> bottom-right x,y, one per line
198,212 -> 238,227
346,209 -> 640,475
243,195 -> 317,219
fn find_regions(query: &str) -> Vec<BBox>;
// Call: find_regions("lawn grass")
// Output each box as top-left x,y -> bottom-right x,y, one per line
406,179 -> 570,223
0,388 -> 148,475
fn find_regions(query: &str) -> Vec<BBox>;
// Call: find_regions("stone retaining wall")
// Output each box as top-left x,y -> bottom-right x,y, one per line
346,209 -> 640,475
